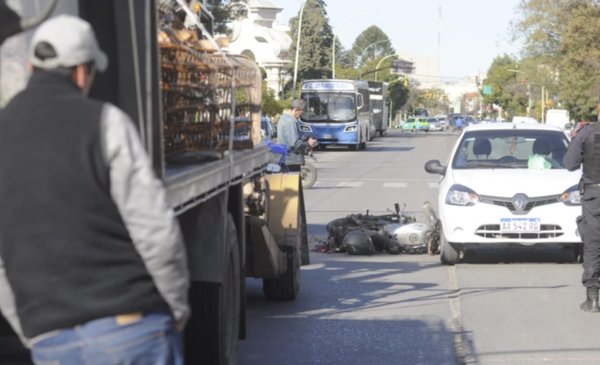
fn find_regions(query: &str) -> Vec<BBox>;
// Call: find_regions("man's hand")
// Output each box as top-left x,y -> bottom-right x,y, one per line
571,121 -> 590,138
307,136 -> 318,148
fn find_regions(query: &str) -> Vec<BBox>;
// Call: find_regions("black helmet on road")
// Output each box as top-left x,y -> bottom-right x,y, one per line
342,230 -> 375,255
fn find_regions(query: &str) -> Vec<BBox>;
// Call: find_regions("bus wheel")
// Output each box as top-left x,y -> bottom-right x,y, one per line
348,144 -> 357,151
359,141 -> 367,150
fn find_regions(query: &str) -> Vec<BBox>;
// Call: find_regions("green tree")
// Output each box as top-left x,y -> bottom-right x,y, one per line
557,2 -> 600,120
413,88 -> 450,116
388,80 -> 410,120
349,26 -> 394,67
512,0 -> 600,120
289,0 -> 334,82
483,55 -> 529,118
261,81 -> 286,117
512,0 -> 580,59
207,0 -> 235,35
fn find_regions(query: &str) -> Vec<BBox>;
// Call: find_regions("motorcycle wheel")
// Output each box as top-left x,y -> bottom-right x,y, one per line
300,161 -> 317,189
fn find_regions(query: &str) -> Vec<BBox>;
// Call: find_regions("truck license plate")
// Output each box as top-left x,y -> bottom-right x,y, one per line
500,218 -> 540,233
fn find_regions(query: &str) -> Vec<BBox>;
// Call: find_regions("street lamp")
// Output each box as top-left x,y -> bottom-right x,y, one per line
331,12 -> 375,79
292,0 -> 307,98
356,39 -> 388,68
374,54 -> 397,81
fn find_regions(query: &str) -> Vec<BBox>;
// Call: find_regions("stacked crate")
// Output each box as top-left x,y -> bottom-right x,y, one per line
158,29 -> 261,160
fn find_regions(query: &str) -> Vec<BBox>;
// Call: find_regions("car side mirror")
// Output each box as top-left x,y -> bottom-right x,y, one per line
424,159 -> 446,175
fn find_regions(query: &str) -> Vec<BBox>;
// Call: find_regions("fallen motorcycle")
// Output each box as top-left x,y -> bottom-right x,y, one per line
326,203 -> 440,255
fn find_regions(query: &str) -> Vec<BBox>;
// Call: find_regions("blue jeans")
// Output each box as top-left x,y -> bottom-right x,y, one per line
30,312 -> 183,365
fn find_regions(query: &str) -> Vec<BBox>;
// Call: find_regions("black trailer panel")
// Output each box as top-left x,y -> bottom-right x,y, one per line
368,81 -> 389,136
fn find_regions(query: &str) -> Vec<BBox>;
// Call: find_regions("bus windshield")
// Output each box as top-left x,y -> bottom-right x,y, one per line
303,93 -> 356,122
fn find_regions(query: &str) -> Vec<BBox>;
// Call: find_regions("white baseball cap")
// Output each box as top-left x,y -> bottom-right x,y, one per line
29,15 -> 108,72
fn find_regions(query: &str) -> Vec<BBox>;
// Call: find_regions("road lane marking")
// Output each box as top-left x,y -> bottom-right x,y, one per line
336,181 -> 363,188
448,266 -> 474,364
383,182 -> 408,188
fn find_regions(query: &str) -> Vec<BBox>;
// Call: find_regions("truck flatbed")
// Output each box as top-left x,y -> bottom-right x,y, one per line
165,144 -> 269,213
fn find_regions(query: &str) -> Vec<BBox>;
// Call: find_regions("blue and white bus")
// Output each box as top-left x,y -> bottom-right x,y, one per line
299,79 -> 371,150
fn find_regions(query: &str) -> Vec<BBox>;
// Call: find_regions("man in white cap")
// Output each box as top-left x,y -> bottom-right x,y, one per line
0,15 -> 189,364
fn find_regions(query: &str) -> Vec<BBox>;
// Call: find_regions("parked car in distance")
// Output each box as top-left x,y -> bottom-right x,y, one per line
512,115 -> 539,124
427,117 -> 445,131
261,116 -> 276,140
401,117 -> 430,132
425,122 -> 582,265
435,114 -> 448,129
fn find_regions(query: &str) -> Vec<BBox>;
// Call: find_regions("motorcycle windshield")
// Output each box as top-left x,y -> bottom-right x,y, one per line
302,93 -> 356,122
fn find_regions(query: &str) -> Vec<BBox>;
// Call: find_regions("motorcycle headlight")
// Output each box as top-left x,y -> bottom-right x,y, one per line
299,124 -> 313,132
446,184 -> 479,206
344,125 -> 357,132
560,185 -> 581,206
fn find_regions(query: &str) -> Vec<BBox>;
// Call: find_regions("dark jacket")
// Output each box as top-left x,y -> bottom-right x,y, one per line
564,123 -> 600,184
0,71 -> 189,342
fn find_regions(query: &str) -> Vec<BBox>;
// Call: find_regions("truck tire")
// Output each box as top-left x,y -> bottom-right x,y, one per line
185,215 -> 240,365
263,246 -> 299,300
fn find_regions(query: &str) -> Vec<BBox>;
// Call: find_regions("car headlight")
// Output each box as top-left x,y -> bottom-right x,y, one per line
446,184 -> 479,206
344,125 -> 357,132
560,185 -> 581,206
299,124 -> 313,132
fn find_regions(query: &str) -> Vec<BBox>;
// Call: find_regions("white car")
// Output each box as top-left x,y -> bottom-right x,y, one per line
427,117 -> 445,131
425,123 -> 582,265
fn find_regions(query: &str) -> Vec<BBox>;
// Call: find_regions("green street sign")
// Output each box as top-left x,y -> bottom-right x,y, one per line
483,85 -> 492,95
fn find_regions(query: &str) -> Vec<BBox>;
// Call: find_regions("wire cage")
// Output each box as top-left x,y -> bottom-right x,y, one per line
158,26 -> 261,160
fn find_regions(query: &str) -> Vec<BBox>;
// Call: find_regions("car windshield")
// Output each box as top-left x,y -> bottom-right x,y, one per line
302,93 -> 356,122
451,129 -> 569,170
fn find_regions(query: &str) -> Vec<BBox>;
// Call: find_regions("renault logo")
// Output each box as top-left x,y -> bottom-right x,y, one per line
512,194 -> 529,212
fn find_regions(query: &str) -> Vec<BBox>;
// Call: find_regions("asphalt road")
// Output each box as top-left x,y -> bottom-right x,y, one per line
239,128 -> 600,365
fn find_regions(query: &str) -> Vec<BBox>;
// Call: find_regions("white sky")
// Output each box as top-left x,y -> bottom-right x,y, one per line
271,0 -> 523,79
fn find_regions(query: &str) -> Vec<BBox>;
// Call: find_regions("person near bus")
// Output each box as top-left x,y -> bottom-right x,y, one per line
277,99 -> 318,171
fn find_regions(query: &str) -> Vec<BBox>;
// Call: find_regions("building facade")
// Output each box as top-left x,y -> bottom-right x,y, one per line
225,0 -> 291,100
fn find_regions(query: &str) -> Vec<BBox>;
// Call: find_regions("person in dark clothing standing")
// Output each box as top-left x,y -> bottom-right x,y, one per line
277,99 -> 318,171
564,121 -> 600,312
0,15 -> 189,364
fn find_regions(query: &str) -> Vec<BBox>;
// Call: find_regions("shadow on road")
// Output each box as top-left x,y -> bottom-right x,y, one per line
459,245 -> 578,264
240,256 -> 458,365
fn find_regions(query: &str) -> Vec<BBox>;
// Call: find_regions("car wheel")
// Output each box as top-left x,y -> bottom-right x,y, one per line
440,234 -> 459,265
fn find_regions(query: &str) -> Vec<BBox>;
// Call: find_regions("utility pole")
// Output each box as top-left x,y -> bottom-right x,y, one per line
292,0 -> 307,99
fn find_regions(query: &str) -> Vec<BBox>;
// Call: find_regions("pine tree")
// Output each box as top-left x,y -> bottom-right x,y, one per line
288,0 -> 334,82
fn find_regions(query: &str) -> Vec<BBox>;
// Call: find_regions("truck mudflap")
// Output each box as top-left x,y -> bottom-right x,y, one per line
246,173 -> 307,300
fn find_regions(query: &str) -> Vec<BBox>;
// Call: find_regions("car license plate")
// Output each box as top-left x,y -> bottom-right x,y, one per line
322,134 -> 332,139
500,218 -> 540,232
